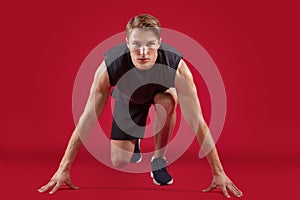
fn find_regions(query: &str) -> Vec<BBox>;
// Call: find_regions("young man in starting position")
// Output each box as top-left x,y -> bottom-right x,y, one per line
38,14 -> 243,198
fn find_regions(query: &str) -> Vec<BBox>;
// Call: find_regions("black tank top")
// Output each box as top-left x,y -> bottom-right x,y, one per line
104,42 -> 183,105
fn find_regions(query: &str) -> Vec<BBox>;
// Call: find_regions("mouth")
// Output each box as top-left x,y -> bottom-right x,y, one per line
137,58 -> 150,62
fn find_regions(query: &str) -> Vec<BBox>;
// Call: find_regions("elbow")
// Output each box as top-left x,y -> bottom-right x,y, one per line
191,116 -> 208,135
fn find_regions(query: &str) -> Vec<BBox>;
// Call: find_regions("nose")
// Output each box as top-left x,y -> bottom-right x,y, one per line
139,46 -> 148,55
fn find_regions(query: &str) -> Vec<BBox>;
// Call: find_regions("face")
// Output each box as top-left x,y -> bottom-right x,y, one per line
126,28 -> 161,70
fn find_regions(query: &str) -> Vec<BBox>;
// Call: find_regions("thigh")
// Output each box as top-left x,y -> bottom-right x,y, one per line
111,101 -> 151,140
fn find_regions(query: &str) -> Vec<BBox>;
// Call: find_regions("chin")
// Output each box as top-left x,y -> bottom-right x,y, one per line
135,62 -> 154,70
137,64 -> 153,70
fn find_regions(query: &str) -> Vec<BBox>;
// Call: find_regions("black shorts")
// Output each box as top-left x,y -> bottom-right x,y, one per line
110,101 -> 152,140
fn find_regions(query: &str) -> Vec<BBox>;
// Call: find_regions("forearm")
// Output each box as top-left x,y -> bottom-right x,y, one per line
206,147 -> 224,175
180,97 -> 224,175
195,123 -> 224,175
59,90 -> 109,171
76,90 -> 109,140
59,128 -> 83,171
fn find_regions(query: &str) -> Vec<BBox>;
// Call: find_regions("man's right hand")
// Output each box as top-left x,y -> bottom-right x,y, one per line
37,168 -> 78,194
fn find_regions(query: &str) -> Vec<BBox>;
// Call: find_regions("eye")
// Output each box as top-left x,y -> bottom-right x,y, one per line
146,42 -> 156,48
131,42 -> 141,48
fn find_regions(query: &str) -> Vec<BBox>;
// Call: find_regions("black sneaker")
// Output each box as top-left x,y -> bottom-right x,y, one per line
130,139 -> 142,163
150,157 -> 173,185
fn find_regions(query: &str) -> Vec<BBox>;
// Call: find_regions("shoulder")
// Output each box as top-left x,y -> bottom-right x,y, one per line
104,43 -> 132,86
157,43 -> 183,69
158,42 -> 183,58
174,59 -> 196,95
104,43 -> 130,67
176,59 -> 194,83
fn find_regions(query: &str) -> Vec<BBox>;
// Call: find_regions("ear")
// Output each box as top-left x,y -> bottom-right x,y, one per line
158,38 -> 162,48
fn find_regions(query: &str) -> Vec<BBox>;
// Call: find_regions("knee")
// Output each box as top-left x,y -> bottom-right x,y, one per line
111,154 -> 130,168
154,93 -> 176,114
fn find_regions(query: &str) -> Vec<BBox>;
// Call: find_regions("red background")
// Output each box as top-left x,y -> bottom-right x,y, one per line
1,0 -> 300,199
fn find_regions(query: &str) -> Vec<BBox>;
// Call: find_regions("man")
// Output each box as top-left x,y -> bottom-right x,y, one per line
38,14 -> 243,198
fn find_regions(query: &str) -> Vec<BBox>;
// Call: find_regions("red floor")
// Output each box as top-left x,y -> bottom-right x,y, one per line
1,146 -> 299,200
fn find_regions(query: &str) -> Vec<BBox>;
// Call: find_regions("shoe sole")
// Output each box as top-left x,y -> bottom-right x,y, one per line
150,172 -> 173,185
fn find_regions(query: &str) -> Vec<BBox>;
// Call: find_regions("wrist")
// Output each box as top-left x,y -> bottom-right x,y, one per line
210,161 -> 224,176
206,149 -> 224,176
212,168 -> 224,176
59,161 -> 71,172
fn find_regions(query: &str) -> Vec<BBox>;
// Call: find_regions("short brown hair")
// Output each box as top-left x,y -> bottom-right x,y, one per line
126,14 -> 161,38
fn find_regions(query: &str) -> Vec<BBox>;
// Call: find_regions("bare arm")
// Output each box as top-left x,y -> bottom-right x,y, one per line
38,61 -> 111,194
175,59 -> 243,198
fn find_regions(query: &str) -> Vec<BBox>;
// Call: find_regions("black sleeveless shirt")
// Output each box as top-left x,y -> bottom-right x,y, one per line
104,42 -> 183,105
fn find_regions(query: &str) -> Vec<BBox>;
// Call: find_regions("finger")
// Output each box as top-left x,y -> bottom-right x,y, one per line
221,185 -> 231,198
202,184 -> 217,192
49,182 -> 62,194
229,183 -> 243,197
66,180 -> 79,190
232,183 -> 243,196
38,183 -> 52,192
227,184 -> 242,198
38,181 -> 55,193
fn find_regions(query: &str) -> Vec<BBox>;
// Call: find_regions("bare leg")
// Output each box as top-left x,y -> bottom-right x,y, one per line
111,140 -> 134,168
153,90 -> 177,158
